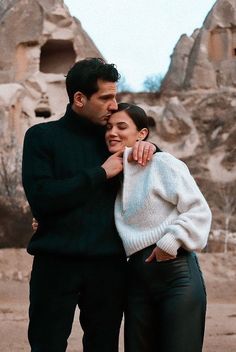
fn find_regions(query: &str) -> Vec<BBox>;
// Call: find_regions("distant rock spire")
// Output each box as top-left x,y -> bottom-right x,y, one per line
161,0 -> 236,92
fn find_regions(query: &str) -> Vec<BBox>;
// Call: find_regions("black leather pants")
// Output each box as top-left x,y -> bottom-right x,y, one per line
124,246 -> 206,352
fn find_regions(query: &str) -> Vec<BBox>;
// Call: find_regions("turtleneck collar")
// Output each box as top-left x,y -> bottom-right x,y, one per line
61,104 -> 106,135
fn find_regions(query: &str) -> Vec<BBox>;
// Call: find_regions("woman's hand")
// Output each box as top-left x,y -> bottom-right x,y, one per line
32,218 -> 38,232
145,246 -> 176,262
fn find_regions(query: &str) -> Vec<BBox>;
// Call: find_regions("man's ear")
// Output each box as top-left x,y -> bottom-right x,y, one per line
74,91 -> 87,108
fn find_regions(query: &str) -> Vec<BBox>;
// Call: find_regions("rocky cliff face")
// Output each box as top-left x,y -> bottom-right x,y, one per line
0,0 -> 102,148
158,0 -> 236,240
161,0 -> 236,91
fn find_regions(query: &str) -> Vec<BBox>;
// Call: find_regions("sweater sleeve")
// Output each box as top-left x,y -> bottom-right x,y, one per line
155,155 -> 212,256
22,125 -> 107,217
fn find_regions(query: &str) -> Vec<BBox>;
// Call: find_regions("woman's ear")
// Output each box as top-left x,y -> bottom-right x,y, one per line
74,91 -> 87,108
138,128 -> 149,141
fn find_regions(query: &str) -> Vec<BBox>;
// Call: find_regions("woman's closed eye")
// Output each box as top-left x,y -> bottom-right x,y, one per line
106,123 -> 128,131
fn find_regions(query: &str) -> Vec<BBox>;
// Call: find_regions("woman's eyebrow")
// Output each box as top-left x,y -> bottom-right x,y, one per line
116,122 -> 128,126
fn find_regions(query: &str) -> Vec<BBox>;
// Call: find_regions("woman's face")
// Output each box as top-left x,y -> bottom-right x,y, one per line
105,111 -> 147,153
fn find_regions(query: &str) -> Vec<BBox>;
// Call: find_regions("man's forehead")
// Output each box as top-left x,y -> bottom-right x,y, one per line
97,79 -> 117,93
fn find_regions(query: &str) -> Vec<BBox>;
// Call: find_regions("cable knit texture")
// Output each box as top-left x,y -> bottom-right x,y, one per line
115,147 -> 212,256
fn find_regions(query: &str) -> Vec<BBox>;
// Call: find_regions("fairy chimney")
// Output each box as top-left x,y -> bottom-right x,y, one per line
161,0 -> 236,91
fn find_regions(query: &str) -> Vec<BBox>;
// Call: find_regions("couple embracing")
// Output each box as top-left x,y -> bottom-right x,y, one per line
22,58 -> 211,352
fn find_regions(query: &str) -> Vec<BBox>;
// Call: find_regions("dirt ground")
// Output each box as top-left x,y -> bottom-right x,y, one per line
0,249 -> 236,352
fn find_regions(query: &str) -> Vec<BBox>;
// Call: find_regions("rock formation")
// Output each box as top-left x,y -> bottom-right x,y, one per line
158,1 -> 236,238
0,0 -> 102,148
161,0 -> 236,91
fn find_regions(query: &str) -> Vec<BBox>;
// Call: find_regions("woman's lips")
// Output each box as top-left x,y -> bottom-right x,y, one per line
108,140 -> 121,146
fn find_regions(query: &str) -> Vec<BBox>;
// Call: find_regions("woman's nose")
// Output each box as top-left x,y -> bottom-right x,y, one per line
108,127 -> 118,136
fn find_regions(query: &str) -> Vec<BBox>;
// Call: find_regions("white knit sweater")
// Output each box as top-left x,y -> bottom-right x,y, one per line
115,147 -> 212,257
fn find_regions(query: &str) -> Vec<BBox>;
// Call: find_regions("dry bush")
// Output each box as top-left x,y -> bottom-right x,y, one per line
0,199 -> 33,247
0,147 -> 33,247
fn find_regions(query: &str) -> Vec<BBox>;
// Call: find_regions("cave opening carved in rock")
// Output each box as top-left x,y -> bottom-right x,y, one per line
209,27 -> 236,62
40,39 -> 76,74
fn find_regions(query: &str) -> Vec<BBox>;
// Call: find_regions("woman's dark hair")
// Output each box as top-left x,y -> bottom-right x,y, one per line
66,57 -> 120,104
117,103 -> 151,140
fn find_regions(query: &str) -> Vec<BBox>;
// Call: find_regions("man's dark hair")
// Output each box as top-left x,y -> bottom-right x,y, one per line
66,57 -> 120,103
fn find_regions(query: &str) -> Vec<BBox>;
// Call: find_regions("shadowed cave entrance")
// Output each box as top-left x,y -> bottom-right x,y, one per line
40,39 -> 76,74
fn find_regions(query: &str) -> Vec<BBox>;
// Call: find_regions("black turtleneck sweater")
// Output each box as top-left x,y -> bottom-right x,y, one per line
22,105 -> 125,258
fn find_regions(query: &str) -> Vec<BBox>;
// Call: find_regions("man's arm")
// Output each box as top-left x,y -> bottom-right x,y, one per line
22,126 -> 108,217
128,141 -> 158,165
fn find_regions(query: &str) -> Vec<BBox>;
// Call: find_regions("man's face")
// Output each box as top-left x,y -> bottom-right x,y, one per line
82,79 -> 118,125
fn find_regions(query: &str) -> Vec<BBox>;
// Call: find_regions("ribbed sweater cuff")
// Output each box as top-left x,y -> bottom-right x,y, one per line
156,233 -> 182,256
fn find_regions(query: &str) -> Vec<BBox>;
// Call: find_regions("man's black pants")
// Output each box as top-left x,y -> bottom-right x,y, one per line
125,246 -> 207,352
28,254 -> 127,352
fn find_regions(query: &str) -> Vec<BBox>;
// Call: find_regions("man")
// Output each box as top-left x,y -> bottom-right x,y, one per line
22,58 -> 156,352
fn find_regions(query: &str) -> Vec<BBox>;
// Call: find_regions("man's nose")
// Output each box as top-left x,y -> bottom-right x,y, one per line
109,99 -> 118,111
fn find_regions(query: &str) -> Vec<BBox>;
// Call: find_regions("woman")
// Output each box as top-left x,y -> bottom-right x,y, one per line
33,102 -> 212,352
105,102 -> 211,352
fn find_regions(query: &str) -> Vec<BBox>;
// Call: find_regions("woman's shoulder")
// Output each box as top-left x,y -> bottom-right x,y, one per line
153,151 -> 189,173
153,151 -> 180,164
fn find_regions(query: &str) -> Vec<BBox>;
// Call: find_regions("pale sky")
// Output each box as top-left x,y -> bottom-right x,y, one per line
64,0 -> 217,91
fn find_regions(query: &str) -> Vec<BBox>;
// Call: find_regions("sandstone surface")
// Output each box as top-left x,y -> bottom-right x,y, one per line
0,0 -> 102,147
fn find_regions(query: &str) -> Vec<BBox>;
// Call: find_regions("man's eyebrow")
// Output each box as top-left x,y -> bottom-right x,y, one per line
100,93 -> 116,98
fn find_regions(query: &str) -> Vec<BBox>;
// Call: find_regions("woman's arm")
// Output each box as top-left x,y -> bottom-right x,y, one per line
155,155 -> 212,256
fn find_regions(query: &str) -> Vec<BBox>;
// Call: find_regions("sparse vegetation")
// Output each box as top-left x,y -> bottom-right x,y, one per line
143,74 -> 163,92
0,148 -> 32,247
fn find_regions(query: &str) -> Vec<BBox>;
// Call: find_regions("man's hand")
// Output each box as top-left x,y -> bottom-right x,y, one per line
128,141 -> 156,166
145,246 -> 176,262
102,150 -> 124,179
